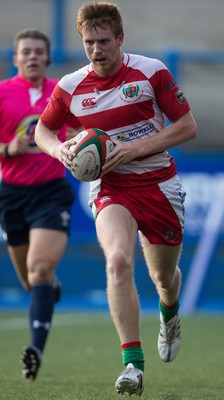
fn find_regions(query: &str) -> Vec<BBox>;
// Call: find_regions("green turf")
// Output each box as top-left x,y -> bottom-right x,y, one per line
0,311 -> 223,399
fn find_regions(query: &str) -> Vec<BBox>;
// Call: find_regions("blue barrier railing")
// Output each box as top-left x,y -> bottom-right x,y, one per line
1,46 -> 224,80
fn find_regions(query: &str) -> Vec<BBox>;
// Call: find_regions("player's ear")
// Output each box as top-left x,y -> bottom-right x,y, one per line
117,32 -> 124,47
46,56 -> 51,66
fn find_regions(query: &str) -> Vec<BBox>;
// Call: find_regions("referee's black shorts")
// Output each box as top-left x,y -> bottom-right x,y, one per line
0,178 -> 75,246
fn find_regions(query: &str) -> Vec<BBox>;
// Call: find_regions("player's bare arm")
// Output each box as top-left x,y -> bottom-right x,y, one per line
141,111 -> 197,156
102,111 -> 197,175
35,119 -> 77,169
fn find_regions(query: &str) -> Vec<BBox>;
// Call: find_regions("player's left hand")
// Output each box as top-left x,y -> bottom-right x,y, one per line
101,141 -> 137,175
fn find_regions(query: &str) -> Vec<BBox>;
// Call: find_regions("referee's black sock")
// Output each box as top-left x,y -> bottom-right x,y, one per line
29,283 -> 54,353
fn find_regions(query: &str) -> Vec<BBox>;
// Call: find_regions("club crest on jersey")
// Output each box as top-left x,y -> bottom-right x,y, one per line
120,83 -> 143,103
122,84 -> 139,98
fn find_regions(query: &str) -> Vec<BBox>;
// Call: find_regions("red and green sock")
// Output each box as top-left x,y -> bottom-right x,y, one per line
159,299 -> 179,322
121,341 -> 144,372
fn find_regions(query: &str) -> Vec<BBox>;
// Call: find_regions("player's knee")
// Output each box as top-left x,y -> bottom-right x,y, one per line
106,250 -> 132,283
27,258 -> 55,285
151,270 -> 174,290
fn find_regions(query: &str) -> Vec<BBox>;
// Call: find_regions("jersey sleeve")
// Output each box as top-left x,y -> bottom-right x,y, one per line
41,84 -> 80,130
149,66 -> 190,122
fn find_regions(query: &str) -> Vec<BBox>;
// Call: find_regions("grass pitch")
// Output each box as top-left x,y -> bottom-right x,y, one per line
0,311 -> 223,400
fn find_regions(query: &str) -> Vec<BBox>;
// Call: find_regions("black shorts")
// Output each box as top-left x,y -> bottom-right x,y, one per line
0,179 -> 75,246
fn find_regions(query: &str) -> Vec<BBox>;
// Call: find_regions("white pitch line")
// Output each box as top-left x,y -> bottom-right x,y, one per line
0,313 -> 110,331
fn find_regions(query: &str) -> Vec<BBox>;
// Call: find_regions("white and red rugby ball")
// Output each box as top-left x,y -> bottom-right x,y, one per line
69,128 -> 114,182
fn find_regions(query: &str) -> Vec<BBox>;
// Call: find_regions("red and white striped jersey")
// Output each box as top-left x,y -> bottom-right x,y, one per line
41,52 -> 190,176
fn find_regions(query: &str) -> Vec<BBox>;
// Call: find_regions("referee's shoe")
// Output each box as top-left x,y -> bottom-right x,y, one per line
20,346 -> 41,380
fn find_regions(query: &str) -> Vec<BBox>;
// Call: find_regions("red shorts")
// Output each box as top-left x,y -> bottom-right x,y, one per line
90,172 -> 186,246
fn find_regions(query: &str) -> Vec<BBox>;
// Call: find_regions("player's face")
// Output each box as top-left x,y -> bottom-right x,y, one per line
13,38 -> 49,85
82,25 -> 124,77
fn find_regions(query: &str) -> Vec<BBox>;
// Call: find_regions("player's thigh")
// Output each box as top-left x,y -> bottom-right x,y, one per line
96,204 -> 138,262
27,228 -> 68,271
139,232 -> 182,278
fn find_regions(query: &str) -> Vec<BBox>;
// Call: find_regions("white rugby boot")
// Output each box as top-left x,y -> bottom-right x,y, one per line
158,312 -> 181,362
115,363 -> 144,396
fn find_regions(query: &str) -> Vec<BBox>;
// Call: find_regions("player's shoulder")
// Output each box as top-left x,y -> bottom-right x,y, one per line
0,77 -> 15,88
0,77 -> 18,98
126,53 -> 168,76
58,64 -> 89,95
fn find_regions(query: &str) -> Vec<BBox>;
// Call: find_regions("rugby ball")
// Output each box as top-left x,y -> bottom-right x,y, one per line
69,128 -> 114,182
